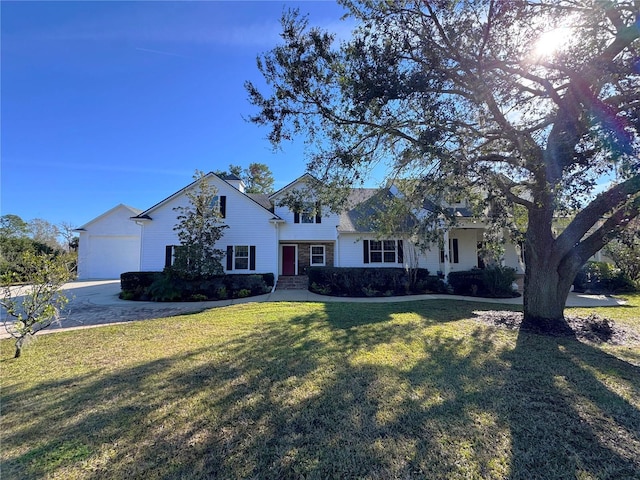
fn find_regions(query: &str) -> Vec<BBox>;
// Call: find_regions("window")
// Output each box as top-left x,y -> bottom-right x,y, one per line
226,245 -> 256,271
301,206 -> 315,224
310,245 -> 325,266
450,238 -> 459,263
439,239 -> 459,264
363,239 -> 403,264
234,245 -> 249,270
294,202 -> 322,224
210,195 -> 226,218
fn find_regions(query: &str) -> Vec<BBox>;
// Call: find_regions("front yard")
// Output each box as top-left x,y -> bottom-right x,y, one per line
2,295 -> 639,479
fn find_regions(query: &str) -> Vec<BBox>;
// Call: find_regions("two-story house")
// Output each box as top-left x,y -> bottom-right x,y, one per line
76,172 -> 524,284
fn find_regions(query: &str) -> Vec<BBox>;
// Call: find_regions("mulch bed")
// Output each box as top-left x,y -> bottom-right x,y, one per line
472,310 -> 640,345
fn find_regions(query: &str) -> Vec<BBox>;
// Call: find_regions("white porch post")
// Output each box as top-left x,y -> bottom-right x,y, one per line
443,229 -> 451,280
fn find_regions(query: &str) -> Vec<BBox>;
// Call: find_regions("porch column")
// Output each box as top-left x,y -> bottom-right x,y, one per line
443,229 -> 451,281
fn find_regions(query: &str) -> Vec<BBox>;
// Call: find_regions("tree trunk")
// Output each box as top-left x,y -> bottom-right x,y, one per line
520,208 -> 579,335
522,266 -> 575,335
14,337 -> 23,358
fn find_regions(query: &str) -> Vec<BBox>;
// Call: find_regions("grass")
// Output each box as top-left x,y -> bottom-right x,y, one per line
1,296 -> 639,479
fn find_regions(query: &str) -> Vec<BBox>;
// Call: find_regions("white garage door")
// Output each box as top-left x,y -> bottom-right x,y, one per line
88,235 -> 140,279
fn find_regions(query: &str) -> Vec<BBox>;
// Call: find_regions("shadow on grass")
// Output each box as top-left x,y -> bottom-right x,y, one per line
1,300 -> 639,479
505,331 -> 640,479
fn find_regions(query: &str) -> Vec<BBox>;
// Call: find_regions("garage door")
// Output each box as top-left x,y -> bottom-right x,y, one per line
88,235 -> 140,279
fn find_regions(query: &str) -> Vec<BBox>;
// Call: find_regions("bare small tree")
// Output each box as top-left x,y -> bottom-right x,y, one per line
1,251 -> 72,358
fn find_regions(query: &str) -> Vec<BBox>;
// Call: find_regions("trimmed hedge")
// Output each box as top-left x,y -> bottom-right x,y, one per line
121,271 -> 160,293
448,266 -> 518,298
308,267 -> 447,297
120,271 -> 275,301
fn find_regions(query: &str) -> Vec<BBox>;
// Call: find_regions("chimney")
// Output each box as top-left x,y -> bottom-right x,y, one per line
224,174 -> 245,193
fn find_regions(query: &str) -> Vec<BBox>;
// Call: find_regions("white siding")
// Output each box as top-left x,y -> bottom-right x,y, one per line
503,239 -> 525,273
77,205 -> 141,279
139,178 -> 279,275
275,204 -> 341,242
337,234 -> 438,273
448,229 -> 481,272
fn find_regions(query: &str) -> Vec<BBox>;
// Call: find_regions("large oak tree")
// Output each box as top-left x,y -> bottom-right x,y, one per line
247,0 -> 639,332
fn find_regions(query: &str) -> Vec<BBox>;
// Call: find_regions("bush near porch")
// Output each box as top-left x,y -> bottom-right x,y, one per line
308,267 -> 448,297
120,271 -> 274,302
447,266 -> 519,298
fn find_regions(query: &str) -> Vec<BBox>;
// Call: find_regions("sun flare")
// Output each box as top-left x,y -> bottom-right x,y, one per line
532,26 -> 573,59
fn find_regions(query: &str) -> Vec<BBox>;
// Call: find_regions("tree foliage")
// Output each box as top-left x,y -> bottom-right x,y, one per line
247,0 -> 640,330
0,214 -> 28,239
27,218 -> 61,250
172,171 -> 228,279
1,251 -> 72,358
604,218 -> 640,289
215,163 -> 275,194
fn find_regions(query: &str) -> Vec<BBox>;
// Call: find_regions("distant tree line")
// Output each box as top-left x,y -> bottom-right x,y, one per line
0,214 -> 78,281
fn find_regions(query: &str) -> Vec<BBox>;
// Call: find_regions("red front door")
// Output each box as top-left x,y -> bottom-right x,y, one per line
282,246 -> 296,275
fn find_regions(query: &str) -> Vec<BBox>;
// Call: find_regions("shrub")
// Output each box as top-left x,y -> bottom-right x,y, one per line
482,266 -> 517,297
310,282 -> 331,295
447,269 -> 485,296
120,272 -> 160,294
308,267 -> 432,297
573,261 -> 636,294
147,275 -> 183,302
237,289 -> 251,298
447,267 -> 517,298
121,271 -> 274,301
189,294 -> 209,302
415,275 -> 449,294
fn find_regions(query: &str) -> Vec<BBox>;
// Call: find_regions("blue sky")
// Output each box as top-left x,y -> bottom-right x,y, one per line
1,0 -> 356,229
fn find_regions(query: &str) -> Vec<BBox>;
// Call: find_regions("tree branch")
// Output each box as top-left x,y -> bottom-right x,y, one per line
555,174 -> 640,256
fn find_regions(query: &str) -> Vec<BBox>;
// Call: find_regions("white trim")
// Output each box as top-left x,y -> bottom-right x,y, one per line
310,244 -> 326,266
233,245 -> 250,270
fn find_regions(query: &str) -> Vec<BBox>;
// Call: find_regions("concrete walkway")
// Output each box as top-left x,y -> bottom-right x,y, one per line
0,279 -> 627,339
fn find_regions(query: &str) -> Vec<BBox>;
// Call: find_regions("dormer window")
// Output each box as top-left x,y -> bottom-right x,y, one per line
294,202 -> 321,224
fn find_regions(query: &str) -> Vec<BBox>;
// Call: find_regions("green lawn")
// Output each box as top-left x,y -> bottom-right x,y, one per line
2,296 -> 639,479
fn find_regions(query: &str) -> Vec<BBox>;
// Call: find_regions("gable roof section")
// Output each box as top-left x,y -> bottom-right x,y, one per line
75,204 -> 142,231
269,173 -> 317,200
131,172 -> 279,220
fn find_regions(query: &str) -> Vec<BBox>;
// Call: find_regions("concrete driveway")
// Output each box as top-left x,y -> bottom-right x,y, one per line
0,279 -> 627,338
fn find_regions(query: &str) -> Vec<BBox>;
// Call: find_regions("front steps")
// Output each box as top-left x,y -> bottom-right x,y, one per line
276,275 -> 309,290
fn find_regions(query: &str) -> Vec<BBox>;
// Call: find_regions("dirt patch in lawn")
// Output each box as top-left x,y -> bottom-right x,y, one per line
473,310 -> 640,346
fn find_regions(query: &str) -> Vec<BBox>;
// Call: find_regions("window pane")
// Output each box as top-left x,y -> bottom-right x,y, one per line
370,252 -> 382,263
235,258 -> 249,270
370,240 -> 382,251
383,240 -> 396,251
384,252 -> 396,263
235,245 -> 248,257
311,246 -> 323,255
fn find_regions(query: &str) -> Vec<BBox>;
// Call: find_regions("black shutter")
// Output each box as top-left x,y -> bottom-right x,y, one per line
363,240 -> 370,264
250,246 -> 256,271
452,238 -> 459,263
226,245 -> 233,270
397,240 -> 404,263
294,211 -> 300,223
315,202 -> 322,223
220,196 -> 226,218
165,245 -> 173,268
